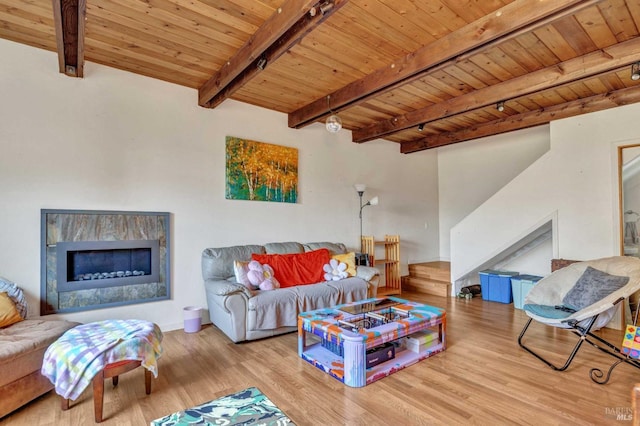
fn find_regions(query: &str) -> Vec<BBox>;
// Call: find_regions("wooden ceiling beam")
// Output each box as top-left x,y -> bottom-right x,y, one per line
354,36 -> 640,143
401,85 -> 640,154
198,0 -> 346,108
51,0 -> 86,77
288,0 -> 601,130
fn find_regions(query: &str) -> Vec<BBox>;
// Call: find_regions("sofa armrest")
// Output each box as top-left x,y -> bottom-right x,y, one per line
357,266 -> 380,297
204,279 -> 252,298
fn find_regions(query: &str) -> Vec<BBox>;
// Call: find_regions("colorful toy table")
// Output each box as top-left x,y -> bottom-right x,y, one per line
297,296 -> 446,387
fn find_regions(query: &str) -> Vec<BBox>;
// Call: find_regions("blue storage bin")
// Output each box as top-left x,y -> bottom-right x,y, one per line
479,270 -> 518,303
511,274 -> 543,309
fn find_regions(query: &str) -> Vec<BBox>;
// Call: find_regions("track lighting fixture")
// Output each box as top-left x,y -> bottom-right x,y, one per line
256,56 -> 267,71
632,62 -> 640,81
310,1 -> 334,16
418,123 -> 425,132
319,1 -> 334,15
497,101 -> 505,112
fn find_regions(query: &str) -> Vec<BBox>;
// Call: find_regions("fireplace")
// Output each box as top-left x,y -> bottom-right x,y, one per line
56,240 -> 160,292
41,209 -> 170,314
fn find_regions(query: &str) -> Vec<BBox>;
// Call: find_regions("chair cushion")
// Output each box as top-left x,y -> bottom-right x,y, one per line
0,319 -> 80,387
562,266 -> 629,311
523,304 -> 574,319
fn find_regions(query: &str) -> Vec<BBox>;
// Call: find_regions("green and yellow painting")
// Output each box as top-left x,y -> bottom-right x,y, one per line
225,136 -> 298,203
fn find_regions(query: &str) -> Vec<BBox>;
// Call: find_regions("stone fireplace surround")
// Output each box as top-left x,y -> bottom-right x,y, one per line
41,209 -> 170,315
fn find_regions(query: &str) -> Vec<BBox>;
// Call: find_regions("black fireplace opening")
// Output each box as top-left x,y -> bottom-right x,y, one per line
56,240 -> 160,292
68,247 -> 152,281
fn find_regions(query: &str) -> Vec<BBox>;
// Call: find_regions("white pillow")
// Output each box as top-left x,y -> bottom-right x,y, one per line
233,261 -> 253,289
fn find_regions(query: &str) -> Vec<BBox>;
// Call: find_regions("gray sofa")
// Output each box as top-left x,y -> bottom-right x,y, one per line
202,241 -> 379,342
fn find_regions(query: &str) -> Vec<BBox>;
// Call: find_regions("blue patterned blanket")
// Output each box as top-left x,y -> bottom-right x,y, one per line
151,387 -> 293,425
41,319 -> 163,400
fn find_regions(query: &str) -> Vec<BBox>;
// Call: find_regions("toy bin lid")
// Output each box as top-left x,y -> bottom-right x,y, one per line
512,274 -> 543,282
479,269 -> 519,277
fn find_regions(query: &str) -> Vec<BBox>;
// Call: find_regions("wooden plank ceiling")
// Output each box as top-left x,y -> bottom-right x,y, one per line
2,0 -> 640,153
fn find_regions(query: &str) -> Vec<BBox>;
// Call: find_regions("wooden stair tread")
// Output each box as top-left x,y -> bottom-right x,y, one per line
408,271 -> 450,280
404,261 -> 451,297
406,276 -> 449,284
409,262 -> 450,282
403,277 -> 450,297
409,261 -> 451,271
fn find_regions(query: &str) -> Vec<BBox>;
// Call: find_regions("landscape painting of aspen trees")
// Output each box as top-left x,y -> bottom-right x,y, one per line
225,136 -> 298,203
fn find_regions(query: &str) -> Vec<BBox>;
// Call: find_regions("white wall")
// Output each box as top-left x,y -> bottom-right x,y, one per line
437,126 -> 550,260
551,105 -> 640,259
449,102 -> 640,291
623,148 -> 640,249
0,39 -> 440,330
499,238 -> 553,278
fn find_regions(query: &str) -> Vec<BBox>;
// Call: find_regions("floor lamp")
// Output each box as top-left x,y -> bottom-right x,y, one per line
354,184 -> 379,251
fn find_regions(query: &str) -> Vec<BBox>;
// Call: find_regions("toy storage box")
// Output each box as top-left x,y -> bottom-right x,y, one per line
511,274 -> 543,309
400,330 -> 439,353
479,270 -> 518,303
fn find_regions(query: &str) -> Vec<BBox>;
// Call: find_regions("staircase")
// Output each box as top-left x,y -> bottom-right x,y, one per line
404,261 -> 451,297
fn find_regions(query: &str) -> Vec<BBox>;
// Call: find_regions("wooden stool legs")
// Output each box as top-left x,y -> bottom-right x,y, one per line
61,360 -> 152,423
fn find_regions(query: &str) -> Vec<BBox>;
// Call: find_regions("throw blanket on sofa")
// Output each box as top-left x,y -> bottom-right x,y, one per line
249,277 -> 368,330
41,319 -> 163,400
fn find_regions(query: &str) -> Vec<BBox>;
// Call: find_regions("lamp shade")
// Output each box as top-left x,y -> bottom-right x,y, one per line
633,62 -> 640,81
326,114 -> 342,133
369,196 -> 379,206
354,184 -> 366,193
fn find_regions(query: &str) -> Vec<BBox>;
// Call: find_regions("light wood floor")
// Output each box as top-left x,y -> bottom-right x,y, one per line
3,291 -> 639,425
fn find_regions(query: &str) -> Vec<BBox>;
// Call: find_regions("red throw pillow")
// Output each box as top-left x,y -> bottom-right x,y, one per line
252,249 -> 331,288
